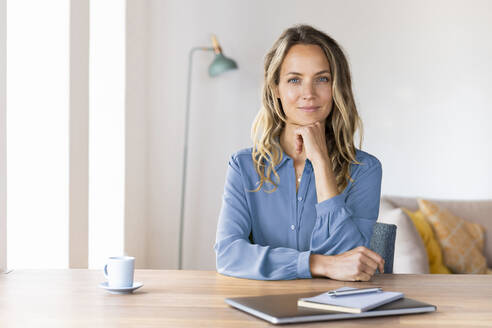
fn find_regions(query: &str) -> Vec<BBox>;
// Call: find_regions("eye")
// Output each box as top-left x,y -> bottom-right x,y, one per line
317,76 -> 330,82
287,78 -> 299,84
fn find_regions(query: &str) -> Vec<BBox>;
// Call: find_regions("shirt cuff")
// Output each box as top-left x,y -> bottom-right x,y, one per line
297,250 -> 312,279
315,193 -> 346,216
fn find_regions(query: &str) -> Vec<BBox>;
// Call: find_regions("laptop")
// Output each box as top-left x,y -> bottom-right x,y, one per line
225,291 -> 436,324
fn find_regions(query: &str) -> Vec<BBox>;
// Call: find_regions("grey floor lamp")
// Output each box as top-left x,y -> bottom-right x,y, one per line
178,35 -> 238,270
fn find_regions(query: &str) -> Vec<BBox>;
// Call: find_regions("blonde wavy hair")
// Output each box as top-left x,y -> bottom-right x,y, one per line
251,24 -> 363,193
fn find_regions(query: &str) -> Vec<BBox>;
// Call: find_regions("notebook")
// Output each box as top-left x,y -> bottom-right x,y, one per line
225,291 -> 436,325
298,287 -> 404,313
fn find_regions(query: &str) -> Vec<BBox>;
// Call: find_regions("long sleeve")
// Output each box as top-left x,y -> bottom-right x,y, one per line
309,159 -> 383,255
214,148 -> 382,281
214,155 -> 311,280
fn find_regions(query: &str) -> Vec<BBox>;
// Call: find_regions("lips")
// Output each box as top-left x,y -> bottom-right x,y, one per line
298,106 -> 320,112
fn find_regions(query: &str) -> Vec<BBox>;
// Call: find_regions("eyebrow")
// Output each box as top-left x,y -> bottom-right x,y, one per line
286,70 -> 331,76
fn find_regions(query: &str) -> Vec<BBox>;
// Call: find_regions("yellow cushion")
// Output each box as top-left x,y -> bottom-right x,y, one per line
418,199 -> 487,274
403,208 -> 451,274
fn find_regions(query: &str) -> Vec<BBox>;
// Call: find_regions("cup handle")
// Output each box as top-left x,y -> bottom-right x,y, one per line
103,264 -> 109,280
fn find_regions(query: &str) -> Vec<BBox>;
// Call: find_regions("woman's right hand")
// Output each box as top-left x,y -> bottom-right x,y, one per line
309,246 -> 385,281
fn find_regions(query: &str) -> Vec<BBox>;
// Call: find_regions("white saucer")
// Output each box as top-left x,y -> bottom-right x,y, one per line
99,281 -> 144,294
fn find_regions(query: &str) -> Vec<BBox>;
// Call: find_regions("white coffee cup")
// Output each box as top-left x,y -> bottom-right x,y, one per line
103,256 -> 135,288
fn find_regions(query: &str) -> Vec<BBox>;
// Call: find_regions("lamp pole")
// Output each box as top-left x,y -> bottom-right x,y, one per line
178,47 -> 214,270
178,37 -> 237,270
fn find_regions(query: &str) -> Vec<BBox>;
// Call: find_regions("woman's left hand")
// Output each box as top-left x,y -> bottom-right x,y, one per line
294,121 -> 329,165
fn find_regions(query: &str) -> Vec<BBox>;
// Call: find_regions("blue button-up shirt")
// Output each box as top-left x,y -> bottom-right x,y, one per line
214,147 -> 382,280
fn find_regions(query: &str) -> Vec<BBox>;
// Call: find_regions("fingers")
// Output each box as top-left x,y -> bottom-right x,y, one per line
290,121 -> 323,128
379,260 -> 385,274
359,254 -> 378,275
355,246 -> 385,273
293,122 -> 325,158
352,255 -> 378,281
320,247 -> 385,282
292,121 -> 323,137
354,271 -> 372,282
320,251 -> 380,282
364,248 -> 385,273
295,134 -> 303,154
294,124 -> 316,154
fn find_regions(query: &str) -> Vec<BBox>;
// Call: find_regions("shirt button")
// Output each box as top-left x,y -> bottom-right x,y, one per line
290,225 -> 295,231
298,196 -> 302,201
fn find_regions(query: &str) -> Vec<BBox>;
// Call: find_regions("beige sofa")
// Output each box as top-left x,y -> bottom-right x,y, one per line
378,195 -> 492,273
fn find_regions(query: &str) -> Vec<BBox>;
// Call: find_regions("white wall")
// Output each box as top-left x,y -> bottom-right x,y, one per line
0,0 -> 6,272
144,0 -> 492,269
69,0 -> 89,268
125,0 -> 148,268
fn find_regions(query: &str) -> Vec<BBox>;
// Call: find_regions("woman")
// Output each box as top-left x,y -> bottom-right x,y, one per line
214,24 -> 384,281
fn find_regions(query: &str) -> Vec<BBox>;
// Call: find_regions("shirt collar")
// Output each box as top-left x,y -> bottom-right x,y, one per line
275,150 -> 290,170
274,149 -> 313,171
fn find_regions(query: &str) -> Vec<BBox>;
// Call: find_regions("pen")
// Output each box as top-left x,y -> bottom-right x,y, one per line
328,287 -> 383,297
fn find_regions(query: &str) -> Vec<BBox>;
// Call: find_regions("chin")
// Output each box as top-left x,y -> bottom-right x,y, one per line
295,115 -> 326,126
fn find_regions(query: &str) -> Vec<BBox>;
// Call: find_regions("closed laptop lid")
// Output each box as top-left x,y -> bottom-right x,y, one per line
225,292 -> 436,325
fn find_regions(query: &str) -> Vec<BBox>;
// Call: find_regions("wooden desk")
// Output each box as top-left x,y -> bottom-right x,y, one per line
1,270 -> 491,327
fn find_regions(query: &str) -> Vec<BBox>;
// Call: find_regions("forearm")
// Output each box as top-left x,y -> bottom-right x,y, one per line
311,196 -> 373,254
312,156 -> 339,203
215,236 -> 312,280
310,159 -> 383,255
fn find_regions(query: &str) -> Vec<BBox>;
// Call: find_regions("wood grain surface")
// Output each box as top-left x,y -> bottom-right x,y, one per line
1,270 -> 491,327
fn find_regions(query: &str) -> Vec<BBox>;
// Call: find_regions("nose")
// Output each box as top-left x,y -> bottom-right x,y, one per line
301,81 -> 315,100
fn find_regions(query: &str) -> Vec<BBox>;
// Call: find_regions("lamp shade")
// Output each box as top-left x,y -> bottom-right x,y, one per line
208,53 -> 238,77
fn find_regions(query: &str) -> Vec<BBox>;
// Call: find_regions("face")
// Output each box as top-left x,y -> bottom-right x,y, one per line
276,44 -> 333,126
